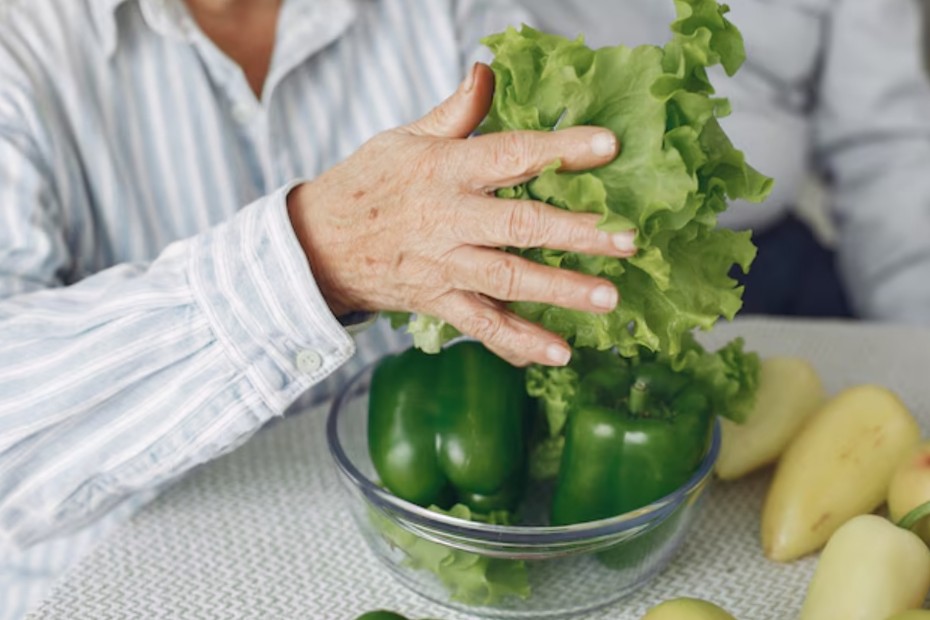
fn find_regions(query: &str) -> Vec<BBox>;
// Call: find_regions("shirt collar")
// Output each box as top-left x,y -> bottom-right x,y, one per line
91,0 -> 196,58
91,0 -> 130,57
268,0 -> 359,91
91,0 -> 359,60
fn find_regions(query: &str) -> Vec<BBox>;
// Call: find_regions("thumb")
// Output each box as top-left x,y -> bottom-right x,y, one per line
405,62 -> 494,139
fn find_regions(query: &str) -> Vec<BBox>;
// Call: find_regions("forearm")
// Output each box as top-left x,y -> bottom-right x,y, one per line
0,186 -> 357,547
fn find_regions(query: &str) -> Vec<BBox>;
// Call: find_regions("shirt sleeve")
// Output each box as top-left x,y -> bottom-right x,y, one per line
814,0 -> 930,323
0,124 -> 357,548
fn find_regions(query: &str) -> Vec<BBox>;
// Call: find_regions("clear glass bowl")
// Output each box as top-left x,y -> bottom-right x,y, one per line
326,362 -> 721,619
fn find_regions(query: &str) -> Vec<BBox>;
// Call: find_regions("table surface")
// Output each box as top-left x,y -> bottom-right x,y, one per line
27,317 -> 930,620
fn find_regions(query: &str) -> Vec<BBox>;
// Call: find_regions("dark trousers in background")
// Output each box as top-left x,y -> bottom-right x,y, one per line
732,214 -> 854,319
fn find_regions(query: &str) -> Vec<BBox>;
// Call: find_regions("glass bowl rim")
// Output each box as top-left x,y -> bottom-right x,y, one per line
326,360 -> 721,546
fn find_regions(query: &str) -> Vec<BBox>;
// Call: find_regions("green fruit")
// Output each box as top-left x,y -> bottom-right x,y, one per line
641,598 -> 737,620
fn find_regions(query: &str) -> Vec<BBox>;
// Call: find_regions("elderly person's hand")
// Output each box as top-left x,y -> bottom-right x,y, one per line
287,63 -> 635,367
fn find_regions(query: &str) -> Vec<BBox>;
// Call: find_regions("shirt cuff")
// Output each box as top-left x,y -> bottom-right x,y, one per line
187,181 -> 355,413
338,311 -> 378,335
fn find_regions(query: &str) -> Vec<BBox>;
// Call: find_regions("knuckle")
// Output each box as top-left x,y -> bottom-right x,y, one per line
408,156 -> 434,184
484,256 -> 522,299
448,207 -> 472,241
410,140 -> 446,182
491,132 -> 535,178
463,310 -> 507,344
567,218 -> 599,248
438,252 -> 460,286
544,273 -> 575,305
506,201 -> 547,248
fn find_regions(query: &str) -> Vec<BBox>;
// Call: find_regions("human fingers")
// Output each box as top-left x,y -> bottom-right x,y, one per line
459,126 -> 619,189
453,197 -> 637,256
444,246 -> 620,314
403,62 -> 495,139
430,290 -> 573,367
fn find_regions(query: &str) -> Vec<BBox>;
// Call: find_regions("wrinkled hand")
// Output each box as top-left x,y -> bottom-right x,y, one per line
288,63 -> 636,367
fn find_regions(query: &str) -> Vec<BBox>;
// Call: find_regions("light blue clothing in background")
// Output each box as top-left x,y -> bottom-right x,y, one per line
0,0 -> 525,616
524,0 -> 930,323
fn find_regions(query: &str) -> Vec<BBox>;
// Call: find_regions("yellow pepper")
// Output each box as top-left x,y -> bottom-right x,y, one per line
889,440 -> 930,545
762,385 -> 920,561
641,597 -> 737,620
799,514 -> 930,620
715,357 -> 823,480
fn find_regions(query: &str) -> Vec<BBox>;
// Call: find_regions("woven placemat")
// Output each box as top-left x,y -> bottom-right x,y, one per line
28,317 -> 930,620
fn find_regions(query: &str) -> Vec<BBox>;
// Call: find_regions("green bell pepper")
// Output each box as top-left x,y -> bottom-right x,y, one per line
368,340 -> 530,513
355,609 -> 444,620
355,612 -> 410,620
355,612 -> 442,620
550,360 -> 713,526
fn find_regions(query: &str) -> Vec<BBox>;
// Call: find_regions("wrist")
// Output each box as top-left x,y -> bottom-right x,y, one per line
286,181 -> 352,317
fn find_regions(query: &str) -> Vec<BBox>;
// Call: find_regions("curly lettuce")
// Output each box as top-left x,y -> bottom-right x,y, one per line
371,504 -> 529,605
390,0 -> 772,359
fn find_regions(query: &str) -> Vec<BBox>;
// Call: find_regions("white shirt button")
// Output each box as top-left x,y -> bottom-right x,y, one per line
231,102 -> 257,124
296,349 -> 323,374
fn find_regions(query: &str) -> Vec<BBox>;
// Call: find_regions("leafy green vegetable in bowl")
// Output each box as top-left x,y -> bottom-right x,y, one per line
389,0 -> 773,358
355,0 -> 772,615
370,504 -> 530,606
327,356 -> 720,619
363,335 -> 757,607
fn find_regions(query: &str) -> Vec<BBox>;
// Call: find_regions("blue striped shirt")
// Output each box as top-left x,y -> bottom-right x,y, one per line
0,0 -> 526,616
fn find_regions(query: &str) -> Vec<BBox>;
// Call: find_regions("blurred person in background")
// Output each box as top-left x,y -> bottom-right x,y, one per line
0,0 -> 648,617
524,0 -> 930,322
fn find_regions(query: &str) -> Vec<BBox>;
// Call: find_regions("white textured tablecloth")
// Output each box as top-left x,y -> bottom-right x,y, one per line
27,317 -> 930,620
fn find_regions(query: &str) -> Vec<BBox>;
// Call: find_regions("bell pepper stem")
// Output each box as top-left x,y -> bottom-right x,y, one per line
897,500 -> 930,534
629,381 -> 648,415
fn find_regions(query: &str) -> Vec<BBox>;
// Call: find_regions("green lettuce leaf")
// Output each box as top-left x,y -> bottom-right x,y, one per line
371,504 -> 530,605
666,332 -> 761,423
390,0 -> 772,358
525,364 -> 578,438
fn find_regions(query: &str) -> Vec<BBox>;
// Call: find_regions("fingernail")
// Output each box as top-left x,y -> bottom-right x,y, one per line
546,344 -> 572,366
463,62 -> 479,93
612,231 -> 637,253
590,284 -> 618,310
591,131 -> 617,157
